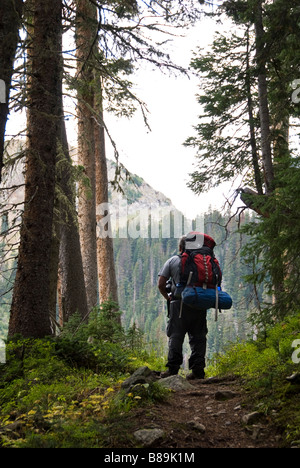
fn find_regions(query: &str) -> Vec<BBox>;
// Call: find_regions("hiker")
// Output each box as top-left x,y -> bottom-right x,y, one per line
158,233 -> 209,380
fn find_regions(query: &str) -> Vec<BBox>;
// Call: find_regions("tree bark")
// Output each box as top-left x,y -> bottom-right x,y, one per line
254,0 -> 274,195
94,75 -> 119,309
76,0 -> 98,312
245,26 -> 263,196
0,0 -> 24,182
8,0 -> 62,338
58,121 -> 89,322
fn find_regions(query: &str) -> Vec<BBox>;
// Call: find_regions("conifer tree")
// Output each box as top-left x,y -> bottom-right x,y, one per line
94,74 -> 119,308
9,0 -> 62,338
75,0 -> 99,312
57,120 -> 89,323
185,25 -> 263,197
187,0 -> 300,322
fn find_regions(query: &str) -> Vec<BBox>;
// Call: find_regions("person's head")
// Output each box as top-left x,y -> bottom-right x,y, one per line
179,236 -> 186,253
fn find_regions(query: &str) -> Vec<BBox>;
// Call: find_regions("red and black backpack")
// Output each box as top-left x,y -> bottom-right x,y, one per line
180,233 -> 222,289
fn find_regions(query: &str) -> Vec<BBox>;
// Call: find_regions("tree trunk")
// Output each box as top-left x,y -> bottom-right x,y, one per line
254,0 -> 274,195
8,0 -> 62,338
58,121 -> 89,322
0,0 -> 24,182
253,1 -> 287,307
49,218 -> 60,331
76,0 -> 98,312
46,4 -> 89,331
94,74 -> 119,309
245,26 -> 263,196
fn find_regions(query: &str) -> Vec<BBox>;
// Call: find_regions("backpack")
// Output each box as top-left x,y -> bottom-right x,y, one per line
176,233 -> 222,290
180,246 -> 222,289
175,232 -> 232,320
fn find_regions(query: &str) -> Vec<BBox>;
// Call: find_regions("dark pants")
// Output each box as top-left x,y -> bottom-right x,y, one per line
166,300 -> 208,375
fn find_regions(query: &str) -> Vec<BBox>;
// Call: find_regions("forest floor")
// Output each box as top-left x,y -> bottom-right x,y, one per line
114,376 -> 283,449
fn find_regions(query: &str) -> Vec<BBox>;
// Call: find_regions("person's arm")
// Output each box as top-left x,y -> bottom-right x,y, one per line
158,276 -> 170,301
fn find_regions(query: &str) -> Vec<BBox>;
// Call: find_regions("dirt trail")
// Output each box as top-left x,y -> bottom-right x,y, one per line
131,377 -> 282,449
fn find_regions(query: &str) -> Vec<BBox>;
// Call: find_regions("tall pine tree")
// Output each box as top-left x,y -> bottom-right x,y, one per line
9,0 -> 62,338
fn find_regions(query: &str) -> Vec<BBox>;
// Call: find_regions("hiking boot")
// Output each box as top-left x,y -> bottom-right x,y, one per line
186,370 -> 205,381
160,370 -> 178,379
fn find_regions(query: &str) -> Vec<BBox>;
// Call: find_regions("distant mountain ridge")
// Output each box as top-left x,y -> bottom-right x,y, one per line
108,160 -> 175,209
3,140 -> 179,217
105,159 -> 198,240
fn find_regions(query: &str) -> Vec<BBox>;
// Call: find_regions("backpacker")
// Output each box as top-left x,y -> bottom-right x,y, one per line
175,232 -> 232,320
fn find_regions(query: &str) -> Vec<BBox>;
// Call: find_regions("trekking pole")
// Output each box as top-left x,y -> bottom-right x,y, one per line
179,271 -> 193,319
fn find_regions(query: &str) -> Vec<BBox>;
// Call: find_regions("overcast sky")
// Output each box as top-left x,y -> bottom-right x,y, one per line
100,15 -> 234,220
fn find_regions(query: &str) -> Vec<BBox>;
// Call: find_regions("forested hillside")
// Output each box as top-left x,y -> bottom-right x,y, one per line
114,208 -> 260,362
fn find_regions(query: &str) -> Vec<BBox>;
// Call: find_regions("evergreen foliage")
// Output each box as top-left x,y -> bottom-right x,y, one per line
240,157 -> 300,328
185,25 -> 261,194
186,0 -> 300,327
